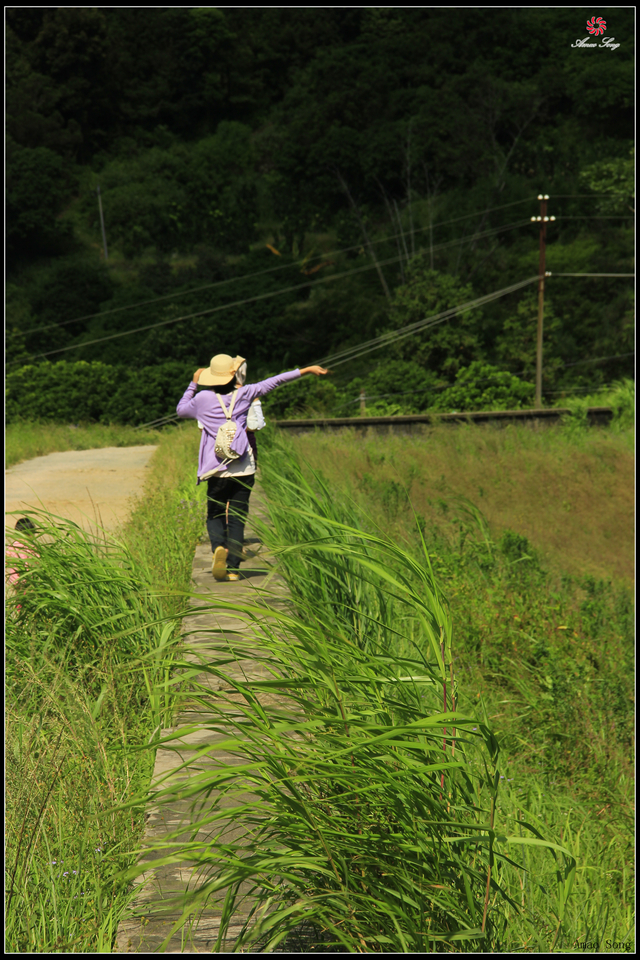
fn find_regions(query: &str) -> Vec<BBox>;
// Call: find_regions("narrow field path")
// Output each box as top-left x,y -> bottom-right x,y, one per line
5,446 -> 158,534
115,485 -> 297,954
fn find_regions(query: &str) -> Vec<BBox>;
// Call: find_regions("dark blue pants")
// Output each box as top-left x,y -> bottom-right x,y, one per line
206,474 -> 255,570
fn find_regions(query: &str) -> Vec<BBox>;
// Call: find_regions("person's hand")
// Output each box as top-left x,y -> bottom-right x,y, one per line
299,365 -> 330,376
193,368 -> 205,383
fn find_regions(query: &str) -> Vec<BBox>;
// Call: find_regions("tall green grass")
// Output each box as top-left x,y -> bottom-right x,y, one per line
283,410 -> 634,588
554,378 -> 635,440
128,443 -> 583,953
266,434 -> 634,951
5,424 -> 205,952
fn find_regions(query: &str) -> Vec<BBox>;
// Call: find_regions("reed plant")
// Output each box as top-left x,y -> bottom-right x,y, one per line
128,441 -> 577,953
5,423 -> 205,952
270,430 -> 635,950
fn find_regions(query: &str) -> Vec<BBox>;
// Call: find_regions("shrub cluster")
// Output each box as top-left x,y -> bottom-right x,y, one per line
6,360 -> 192,427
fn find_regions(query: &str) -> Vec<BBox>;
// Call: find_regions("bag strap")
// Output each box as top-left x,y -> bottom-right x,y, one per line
216,388 -> 239,420
228,387 -> 239,418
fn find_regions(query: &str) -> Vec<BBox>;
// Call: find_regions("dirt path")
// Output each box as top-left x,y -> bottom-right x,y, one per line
5,446 -> 158,536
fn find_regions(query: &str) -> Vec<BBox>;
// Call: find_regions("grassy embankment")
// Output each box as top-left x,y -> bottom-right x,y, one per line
270,422 -> 635,947
5,422 -> 204,953
5,410 -> 634,951
289,413 -> 634,588
5,421 -> 160,469
132,414 -> 633,953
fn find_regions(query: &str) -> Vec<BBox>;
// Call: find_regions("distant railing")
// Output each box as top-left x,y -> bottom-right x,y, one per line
272,407 -> 615,432
134,406 -> 615,432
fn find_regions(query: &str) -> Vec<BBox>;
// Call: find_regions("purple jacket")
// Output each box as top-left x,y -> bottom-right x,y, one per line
177,369 -> 301,482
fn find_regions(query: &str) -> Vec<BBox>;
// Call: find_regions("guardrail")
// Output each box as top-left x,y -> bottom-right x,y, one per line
272,406 -> 614,433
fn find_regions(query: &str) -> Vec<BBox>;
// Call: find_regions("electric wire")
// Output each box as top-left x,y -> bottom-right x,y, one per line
563,351 -> 635,367
314,276 -> 540,368
131,277 -> 541,429
19,216 -> 532,338
16,199 -> 632,340
14,225 -> 533,365
21,252 -> 417,362
549,273 -> 634,278
330,352 -> 634,411
549,194 -> 632,199
134,350 -> 634,431
14,190 -> 633,338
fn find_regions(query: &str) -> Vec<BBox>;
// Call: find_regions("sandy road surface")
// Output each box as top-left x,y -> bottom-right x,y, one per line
5,446 -> 158,535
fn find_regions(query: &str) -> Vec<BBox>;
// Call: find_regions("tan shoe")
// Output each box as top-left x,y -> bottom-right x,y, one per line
212,546 -> 227,581
225,572 -> 240,582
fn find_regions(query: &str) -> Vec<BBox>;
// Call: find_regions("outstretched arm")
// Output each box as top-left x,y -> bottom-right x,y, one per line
299,365 -> 329,376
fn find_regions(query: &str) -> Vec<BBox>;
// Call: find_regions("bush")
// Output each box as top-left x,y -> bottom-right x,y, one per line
432,361 -> 534,412
7,361 -> 119,424
6,360 -> 194,426
387,262 -> 485,380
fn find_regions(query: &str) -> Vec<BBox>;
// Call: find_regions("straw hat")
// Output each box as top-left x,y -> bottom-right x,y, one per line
198,354 -> 246,386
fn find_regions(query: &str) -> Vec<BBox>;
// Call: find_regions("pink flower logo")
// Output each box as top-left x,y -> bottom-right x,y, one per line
586,16 -> 606,36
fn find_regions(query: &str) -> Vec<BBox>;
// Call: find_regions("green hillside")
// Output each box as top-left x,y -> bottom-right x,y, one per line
6,8 -> 634,416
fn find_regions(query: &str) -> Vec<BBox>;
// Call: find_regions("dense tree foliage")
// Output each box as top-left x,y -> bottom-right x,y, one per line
6,7 -> 634,414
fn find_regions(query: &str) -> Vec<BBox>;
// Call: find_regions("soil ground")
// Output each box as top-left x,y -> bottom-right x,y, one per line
5,446 -> 158,536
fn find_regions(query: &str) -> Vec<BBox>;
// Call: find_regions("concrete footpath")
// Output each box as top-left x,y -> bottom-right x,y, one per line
115,485 -> 296,954
5,446 -> 158,535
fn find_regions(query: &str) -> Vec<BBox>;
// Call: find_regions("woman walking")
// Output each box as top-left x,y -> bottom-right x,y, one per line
177,355 -> 328,582
197,359 -> 265,557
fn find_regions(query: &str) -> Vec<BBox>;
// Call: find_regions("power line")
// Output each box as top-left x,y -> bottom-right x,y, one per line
315,270 -> 635,369
13,191 -> 634,339
315,276 -> 540,369
563,351 -> 634,368
550,194 -> 632,198
11,216 -> 633,372
550,272 -> 634,278
542,384 -> 618,396
135,348 -> 634,430
19,198 -> 632,341
19,252 -> 418,363
19,216 -> 532,338
129,278 -> 539,430
11,262 -> 634,375
11,222 -> 534,367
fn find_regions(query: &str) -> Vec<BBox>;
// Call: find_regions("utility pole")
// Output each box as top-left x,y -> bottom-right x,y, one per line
359,390 -> 366,416
96,185 -> 109,262
531,195 -> 555,408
